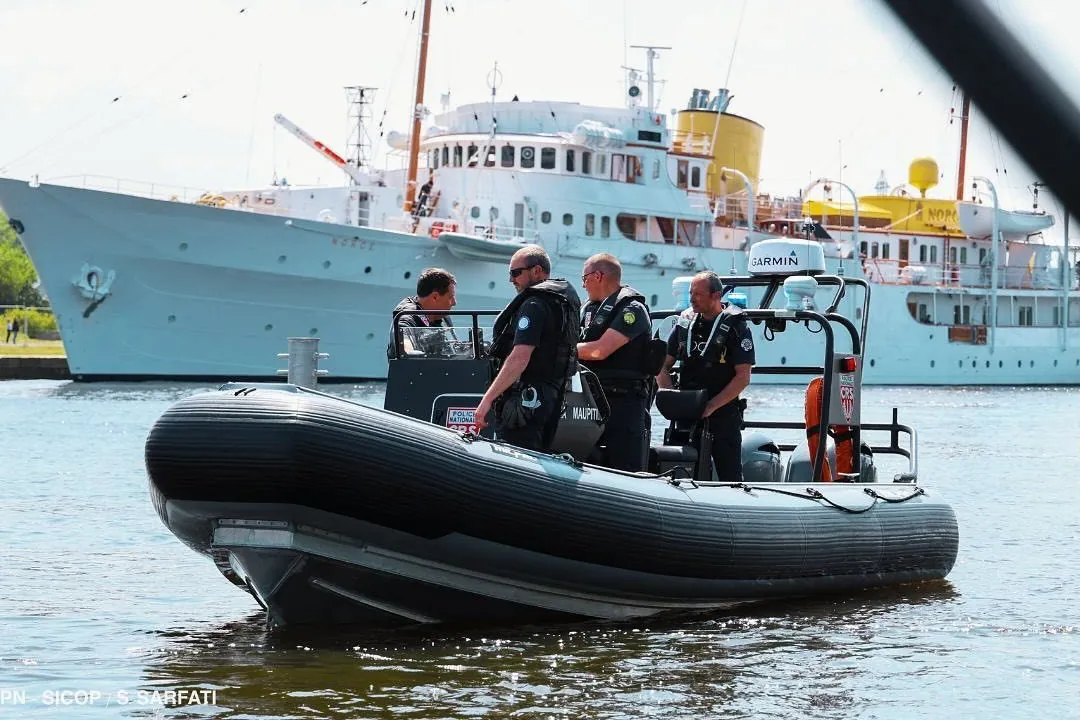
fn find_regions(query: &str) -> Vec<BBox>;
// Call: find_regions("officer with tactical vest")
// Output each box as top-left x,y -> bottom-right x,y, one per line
474,245 -> 581,452
657,270 -> 755,483
577,253 -> 662,471
387,267 -> 457,358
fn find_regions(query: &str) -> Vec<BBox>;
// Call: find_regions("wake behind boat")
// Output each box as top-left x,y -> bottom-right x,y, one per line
144,241 -> 959,628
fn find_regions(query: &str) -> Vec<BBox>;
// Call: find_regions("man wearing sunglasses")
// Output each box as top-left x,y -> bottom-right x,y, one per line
576,253 -> 661,471
475,245 -> 581,451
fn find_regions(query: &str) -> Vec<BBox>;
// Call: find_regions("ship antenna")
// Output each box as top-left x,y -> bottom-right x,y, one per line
629,45 -> 671,112
345,85 -> 377,178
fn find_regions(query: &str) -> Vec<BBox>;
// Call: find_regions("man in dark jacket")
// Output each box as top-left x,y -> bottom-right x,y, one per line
474,245 -> 580,452
577,253 -> 655,471
387,268 -> 457,358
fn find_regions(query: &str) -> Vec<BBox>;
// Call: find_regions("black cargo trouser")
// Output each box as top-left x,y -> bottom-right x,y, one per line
700,400 -> 744,483
596,387 -> 651,472
497,382 -> 563,452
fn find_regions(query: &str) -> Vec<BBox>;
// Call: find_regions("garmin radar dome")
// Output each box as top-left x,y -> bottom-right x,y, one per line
747,238 -> 825,276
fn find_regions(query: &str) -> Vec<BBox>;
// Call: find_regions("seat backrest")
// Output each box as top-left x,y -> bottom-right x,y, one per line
655,389 -> 708,422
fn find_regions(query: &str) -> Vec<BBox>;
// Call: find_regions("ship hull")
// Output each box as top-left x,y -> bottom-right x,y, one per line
3,179 -> 1079,384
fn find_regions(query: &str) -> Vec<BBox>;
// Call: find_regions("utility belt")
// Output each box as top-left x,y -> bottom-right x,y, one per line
600,378 -> 652,397
496,380 -> 556,430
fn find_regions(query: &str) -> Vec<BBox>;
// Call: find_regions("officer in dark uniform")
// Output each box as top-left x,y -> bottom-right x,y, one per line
657,270 -> 755,482
577,252 -> 658,471
387,268 -> 457,358
474,245 -> 581,452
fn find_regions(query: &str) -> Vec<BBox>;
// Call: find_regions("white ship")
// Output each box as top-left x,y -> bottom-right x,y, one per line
1,0 -> 1077,384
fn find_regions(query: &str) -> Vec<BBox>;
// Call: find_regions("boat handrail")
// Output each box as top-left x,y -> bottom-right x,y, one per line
389,309 -> 500,361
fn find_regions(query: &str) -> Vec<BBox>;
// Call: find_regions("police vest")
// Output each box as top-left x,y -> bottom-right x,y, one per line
580,286 -> 653,386
675,306 -> 745,394
489,279 -> 581,387
387,296 -> 450,358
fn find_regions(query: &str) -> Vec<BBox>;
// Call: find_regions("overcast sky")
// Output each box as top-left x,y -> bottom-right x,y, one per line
0,0 -> 1077,223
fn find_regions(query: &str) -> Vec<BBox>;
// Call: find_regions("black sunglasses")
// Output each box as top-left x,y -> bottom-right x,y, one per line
509,264 -> 537,278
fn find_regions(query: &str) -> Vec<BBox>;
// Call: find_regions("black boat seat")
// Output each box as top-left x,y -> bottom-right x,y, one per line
654,389 -> 708,422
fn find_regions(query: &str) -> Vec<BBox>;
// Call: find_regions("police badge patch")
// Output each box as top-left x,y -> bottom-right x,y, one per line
518,316 -> 530,330
741,338 -> 753,351
622,311 -> 636,325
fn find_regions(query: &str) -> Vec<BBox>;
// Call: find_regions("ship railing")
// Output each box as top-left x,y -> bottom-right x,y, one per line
863,257 -> 1076,291
43,174 -> 216,203
461,221 -> 542,245
670,130 -> 714,156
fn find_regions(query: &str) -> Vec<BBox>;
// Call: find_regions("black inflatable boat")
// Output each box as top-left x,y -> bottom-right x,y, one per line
145,239 -> 958,627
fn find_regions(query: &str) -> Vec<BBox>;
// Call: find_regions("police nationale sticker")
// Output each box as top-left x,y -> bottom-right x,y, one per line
517,316 -> 530,330
741,337 -> 753,351
446,407 -> 479,434
622,311 -> 636,325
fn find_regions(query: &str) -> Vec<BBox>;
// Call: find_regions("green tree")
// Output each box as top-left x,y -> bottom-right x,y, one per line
0,210 -> 46,307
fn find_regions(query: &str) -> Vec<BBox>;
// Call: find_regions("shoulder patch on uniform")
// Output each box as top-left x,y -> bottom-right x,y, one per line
622,311 -> 636,325
518,316 -> 530,330
741,337 -> 753,351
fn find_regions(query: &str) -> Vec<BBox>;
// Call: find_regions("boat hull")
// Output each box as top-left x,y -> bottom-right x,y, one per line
3,178 -> 1078,384
146,387 -> 959,627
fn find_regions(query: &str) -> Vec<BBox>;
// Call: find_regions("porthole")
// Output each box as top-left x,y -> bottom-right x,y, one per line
322,261 -> 331,269
179,242 -> 188,251
264,324 -> 273,332
541,211 -> 552,224
364,266 -> 372,274
1054,359 -> 1058,367
471,206 -> 481,219
1030,360 -> 1034,368
651,294 -> 658,306
1017,360 -> 1022,368
563,213 -> 573,226
870,359 -> 876,367
971,361 -> 976,368
309,328 -> 318,335
930,360 -> 935,368
780,356 -> 787,365
999,360 -> 1003,368
278,255 -> 287,263
958,360 -> 963,368
365,333 -> 374,340
404,271 -> 412,280
488,281 -> 496,290
167,315 -> 176,323
985,361 -> 990,368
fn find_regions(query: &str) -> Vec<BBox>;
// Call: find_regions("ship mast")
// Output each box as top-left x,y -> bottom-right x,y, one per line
403,0 -> 433,215
955,88 -> 972,200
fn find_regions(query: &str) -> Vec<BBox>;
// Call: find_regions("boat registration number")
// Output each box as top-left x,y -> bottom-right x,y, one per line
446,407 -> 479,434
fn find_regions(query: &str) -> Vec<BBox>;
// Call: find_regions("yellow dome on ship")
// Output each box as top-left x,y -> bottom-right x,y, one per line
908,157 -> 939,197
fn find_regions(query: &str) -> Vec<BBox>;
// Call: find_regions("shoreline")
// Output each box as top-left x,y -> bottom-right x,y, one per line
0,355 -> 71,380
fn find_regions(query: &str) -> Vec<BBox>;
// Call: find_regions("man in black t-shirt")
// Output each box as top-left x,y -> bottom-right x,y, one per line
577,252 -> 654,471
657,271 -> 755,482
474,245 -> 580,451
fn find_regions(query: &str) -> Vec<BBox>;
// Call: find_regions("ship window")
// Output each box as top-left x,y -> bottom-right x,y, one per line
979,248 -> 987,264
541,147 -> 556,170
871,242 -> 879,258
1053,306 -> 1061,324
962,305 -> 971,324
520,146 -> 536,168
467,144 -> 478,166
612,154 -> 626,182
653,158 -> 661,179
1019,306 -> 1034,325
691,166 -> 702,188
566,149 -> 575,173
582,151 -> 592,175
541,210 -> 552,224
677,160 -> 688,189
918,303 -> 929,322
431,150 -> 439,169
585,214 -> 595,236
626,155 -> 640,184
501,145 -> 515,167
563,213 -> 573,226
601,216 -> 611,238
960,247 -> 968,264
860,240 -> 868,257
882,243 -> 890,259
597,154 -> 608,176
638,130 -> 662,142
470,206 -> 481,218
484,146 -> 496,167
920,244 -> 928,262
442,146 -> 449,166
949,246 -> 957,263
930,245 -> 938,262
453,146 -> 463,166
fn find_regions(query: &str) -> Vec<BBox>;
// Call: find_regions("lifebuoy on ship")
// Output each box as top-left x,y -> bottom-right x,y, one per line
429,221 -> 457,239
804,376 -> 856,482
